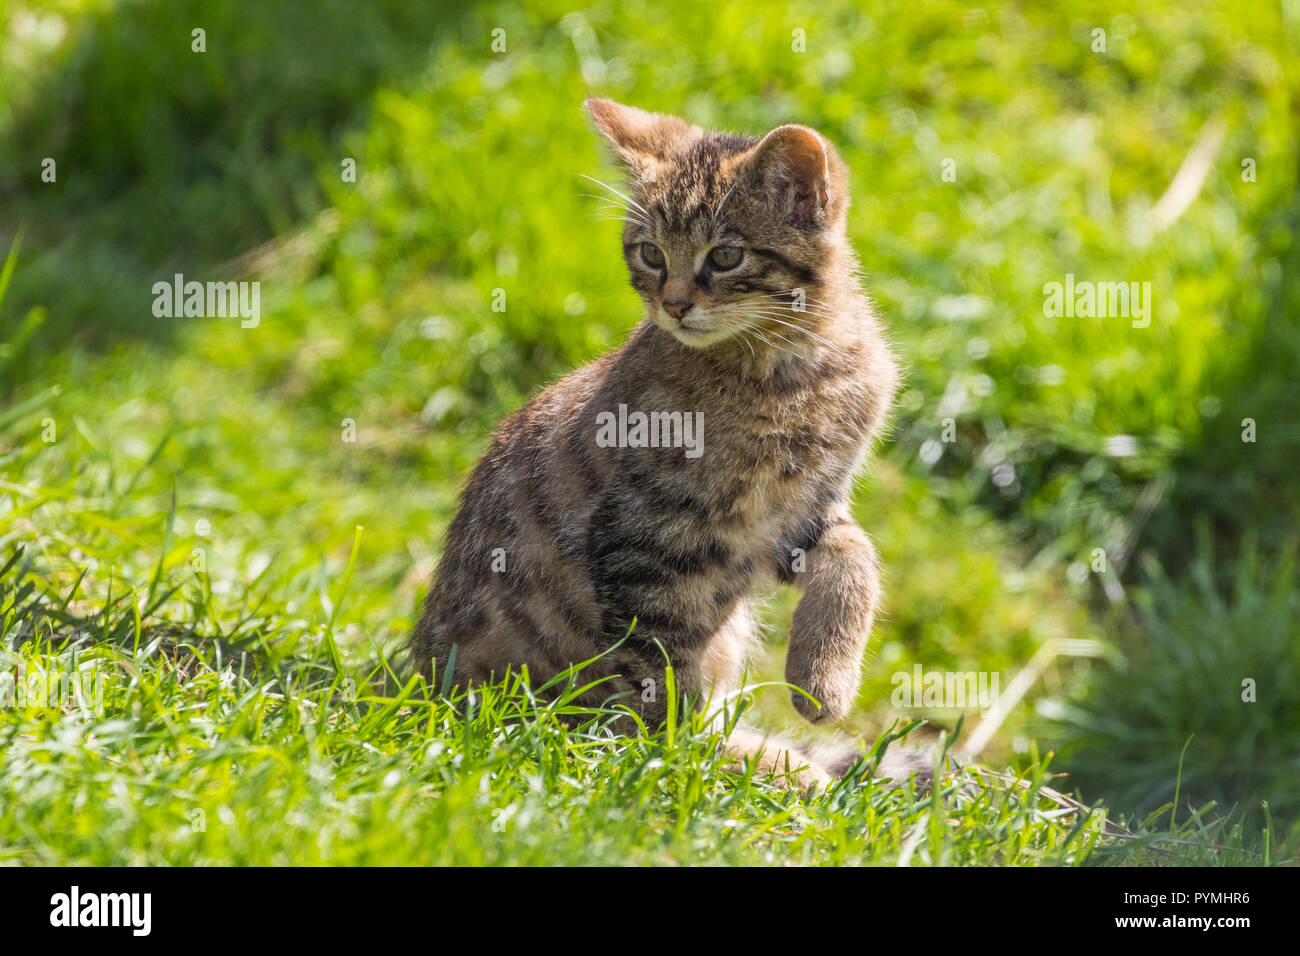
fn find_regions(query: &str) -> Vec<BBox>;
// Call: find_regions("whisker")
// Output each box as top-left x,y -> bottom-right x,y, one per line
710,180 -> 740,229
582,199 -> 650,230
733,305 -> 838,319
732,307 -> 846,335
752,326 -> 805,355
762,290 -> 851,311
743,326 -> 801,362
578,173 -> 652,218
728,310 -> 840,350
577,194 -> 636,213
589,199 -> 649,221
736,327 -> 757,361
732,306 -> 840,325
743,299 -> 845,319
744,293 -> 846,312
760,287 -> 840,303
739,319 -> 801,356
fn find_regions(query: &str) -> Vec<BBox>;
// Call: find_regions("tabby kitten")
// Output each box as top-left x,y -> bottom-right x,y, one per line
410,99 -> 901,785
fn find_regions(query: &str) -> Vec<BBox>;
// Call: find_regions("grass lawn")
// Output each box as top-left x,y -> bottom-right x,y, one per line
1,0 -> 1297,865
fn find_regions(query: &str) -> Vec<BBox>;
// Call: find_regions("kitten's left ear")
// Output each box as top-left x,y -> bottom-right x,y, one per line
737,124 -> 836,229
585,98 -> 701,181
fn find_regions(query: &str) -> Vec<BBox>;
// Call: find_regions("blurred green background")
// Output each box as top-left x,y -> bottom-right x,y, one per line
2,0 -> 1297,842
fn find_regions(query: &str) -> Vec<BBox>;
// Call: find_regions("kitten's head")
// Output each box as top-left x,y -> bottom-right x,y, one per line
586,98 -> 851,349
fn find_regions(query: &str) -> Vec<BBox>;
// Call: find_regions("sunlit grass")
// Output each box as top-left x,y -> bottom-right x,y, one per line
0,532 -> 1261,867
1,0 -> 1297,864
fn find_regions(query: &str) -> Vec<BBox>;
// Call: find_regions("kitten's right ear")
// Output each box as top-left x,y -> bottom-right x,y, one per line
585,98 -> 699,180
736,124 -> 835,230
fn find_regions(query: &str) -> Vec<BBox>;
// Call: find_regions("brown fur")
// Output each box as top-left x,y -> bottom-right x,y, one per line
410,99 -> 905,786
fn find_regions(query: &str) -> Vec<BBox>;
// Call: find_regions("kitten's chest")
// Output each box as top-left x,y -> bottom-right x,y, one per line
706,383 -> 868,527
720,372 -> 867,465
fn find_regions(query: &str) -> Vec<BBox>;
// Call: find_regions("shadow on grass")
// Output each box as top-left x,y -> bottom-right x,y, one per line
0,0 -> 469,391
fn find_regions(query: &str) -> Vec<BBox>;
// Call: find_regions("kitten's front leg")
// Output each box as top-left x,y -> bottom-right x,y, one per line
786,513 -> 881,724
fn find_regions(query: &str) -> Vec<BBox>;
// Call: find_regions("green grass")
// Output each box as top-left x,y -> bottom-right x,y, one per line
1054,528 -> 1300,840
0,543 -> 1264,866
2,0 -> 1298,864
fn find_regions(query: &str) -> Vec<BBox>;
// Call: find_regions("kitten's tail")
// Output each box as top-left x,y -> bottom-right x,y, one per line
727,726 -> 940,792
815,739 -> 938,790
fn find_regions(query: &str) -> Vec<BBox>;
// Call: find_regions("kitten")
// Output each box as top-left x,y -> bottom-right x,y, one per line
410,99 -> 905,787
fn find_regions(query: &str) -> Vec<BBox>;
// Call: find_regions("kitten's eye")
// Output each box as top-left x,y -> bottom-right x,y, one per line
640,243 -> 665,268
708,245 -> 743,270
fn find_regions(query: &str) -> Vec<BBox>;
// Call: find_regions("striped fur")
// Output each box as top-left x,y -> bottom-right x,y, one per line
410,100 -> 901,785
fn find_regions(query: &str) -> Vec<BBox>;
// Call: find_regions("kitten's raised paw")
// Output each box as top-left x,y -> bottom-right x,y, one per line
786,659 -> 857,724
789,680 -> 853,724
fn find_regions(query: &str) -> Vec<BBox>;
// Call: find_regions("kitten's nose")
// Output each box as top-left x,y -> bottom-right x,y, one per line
663,300 -> 693,320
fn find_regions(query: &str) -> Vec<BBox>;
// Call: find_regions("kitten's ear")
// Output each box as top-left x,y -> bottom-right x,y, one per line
585,98 -> 700,181
737,124 -> 835,229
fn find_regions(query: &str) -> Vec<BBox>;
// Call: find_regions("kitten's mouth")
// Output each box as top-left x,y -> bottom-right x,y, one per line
663,318 -> 731,347
673,324 -> 711,341
655,306 -> 723,346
